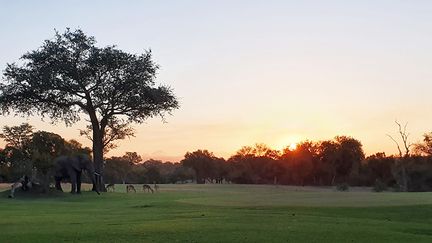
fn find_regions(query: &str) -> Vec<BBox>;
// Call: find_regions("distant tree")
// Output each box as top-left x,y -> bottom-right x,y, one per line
334,136 -> 365,182
104,156 -> 132,184
144,166 -> 161,184
317,140 -> 340,185
64,139 -> 92,156
387,121 -> 411,191
182,150 -> 217,184
0,149 -> 9,182
0,29 -> 179,191
363,152 -> 395,186
228,144 -> 279,184
0,146 -> 32,181
169,165 -> 194,184
0,123 -> 34,180
29,131 -> 68,191
387,121 -> 411,157
281,141 -> 317,185
413,132 -> 432,156
123,152 -> 142,164
315,137 -> 364,185
0,123 -> 34,150
236,143 -> 279,159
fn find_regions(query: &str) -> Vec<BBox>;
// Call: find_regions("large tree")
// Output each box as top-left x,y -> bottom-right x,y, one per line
0,29 -> 179,191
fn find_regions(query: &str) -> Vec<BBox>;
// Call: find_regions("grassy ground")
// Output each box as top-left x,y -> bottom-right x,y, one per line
0,184 -> 432,242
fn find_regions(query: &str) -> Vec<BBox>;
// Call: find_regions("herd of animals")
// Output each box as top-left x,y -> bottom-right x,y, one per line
6,154 -> 160,198
106,183 -> 159,193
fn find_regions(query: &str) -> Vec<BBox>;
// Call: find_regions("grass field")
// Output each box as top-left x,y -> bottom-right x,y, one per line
1,184 -> 432,242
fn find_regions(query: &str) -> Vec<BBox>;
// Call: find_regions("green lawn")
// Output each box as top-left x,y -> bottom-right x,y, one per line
1,184 -> 432,242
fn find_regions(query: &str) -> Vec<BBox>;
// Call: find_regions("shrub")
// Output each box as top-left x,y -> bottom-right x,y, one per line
373,179 -> 387,192
336,183 -> 349,191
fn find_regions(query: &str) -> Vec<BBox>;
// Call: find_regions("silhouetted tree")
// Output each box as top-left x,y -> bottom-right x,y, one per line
0,123 -> 34,150
281,141 -> 317,185
228,144 -> 279,184
363,152 -> 395,186
413,132 -> 432,156
104,156 -> 132,184
29,131 -> 68,191
0,29 -> 179,191
334,136 -> 365,182
0,123 -> 34,180
387,121 -> 411,191
182,150 -> 218,183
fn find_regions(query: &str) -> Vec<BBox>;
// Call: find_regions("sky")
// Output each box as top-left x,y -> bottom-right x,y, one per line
1,1 -> 432,161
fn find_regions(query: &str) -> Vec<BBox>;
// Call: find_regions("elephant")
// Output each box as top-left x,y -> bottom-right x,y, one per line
54,154 -> 100,194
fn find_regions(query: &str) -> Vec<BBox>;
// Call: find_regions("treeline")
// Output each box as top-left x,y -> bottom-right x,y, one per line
97,135 -> 432,192
1,123 -> 432,192
102,135 -> 432,192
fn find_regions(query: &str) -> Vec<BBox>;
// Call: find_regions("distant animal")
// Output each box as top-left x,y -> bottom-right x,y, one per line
142,184 -> 154,193
154,183 -> 159,192
126,184 -> 136,193
8,175 -> 41,198
106,183 -> 115,192
8,176 -> 25,198
54,154 -> 100,194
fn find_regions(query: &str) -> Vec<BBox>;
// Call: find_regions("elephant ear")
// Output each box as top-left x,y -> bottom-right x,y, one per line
71,156 -> 82,171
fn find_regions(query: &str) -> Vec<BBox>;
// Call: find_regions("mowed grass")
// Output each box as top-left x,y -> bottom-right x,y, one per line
0,184 -> 432,242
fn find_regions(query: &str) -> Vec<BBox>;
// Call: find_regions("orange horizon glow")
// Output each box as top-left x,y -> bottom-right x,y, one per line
1,1 -> 431,162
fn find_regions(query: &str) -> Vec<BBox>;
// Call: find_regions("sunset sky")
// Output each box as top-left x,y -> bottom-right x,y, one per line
1,1 -> 432,161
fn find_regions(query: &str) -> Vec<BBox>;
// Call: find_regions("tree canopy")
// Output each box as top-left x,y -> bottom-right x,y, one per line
0,29 -> 179,190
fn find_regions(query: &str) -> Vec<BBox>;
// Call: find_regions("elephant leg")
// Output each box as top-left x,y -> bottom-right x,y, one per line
55,177 -> 63,191
69,170 -> 77,194
76,172 -> 82,194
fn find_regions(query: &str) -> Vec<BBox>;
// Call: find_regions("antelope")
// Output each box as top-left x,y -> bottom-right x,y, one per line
9,179 -> 23,198
106,183 -> 115,192
143,184 -> 154,193
126,184 -> 136,193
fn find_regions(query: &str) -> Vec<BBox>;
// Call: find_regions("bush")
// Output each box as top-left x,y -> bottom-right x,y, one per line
373,179 -> 387,192
336,183 -> 349,191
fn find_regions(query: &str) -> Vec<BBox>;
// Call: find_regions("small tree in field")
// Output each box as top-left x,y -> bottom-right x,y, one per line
0,29 -> 179,191
29,131 -> 68,192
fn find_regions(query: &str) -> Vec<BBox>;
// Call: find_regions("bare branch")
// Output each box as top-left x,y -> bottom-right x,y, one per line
387,134 -> 402,157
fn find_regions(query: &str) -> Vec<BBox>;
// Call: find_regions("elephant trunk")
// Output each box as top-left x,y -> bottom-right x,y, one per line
87,170 -> 100,195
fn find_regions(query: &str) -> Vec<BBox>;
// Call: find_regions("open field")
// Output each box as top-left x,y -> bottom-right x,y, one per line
1,184 -> 432,242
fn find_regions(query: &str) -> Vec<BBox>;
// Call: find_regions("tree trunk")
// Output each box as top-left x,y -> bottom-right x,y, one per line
93,128 -> 107,192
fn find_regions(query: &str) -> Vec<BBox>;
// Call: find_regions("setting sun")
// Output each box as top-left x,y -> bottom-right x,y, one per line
274,135 -> 302,151
288,143 -> 297,151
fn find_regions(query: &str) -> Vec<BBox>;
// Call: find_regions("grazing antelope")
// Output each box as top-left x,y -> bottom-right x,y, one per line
106,183 -> 115,192
126,184 -> 136,193
9,178 -> 24,198
142,184 -> 154,193
154,183 -> 159,192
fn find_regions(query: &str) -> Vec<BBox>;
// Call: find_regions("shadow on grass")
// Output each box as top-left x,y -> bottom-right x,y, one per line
0,188 -> 67,199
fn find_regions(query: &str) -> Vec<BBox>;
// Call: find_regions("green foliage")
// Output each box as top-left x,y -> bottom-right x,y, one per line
29,131 -> 67,174
0,28 -> 179,189
0,29 -> 179,125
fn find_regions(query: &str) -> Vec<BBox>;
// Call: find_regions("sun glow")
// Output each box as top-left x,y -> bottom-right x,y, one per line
288,142 -> 297,151
274,135 -> 302,151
